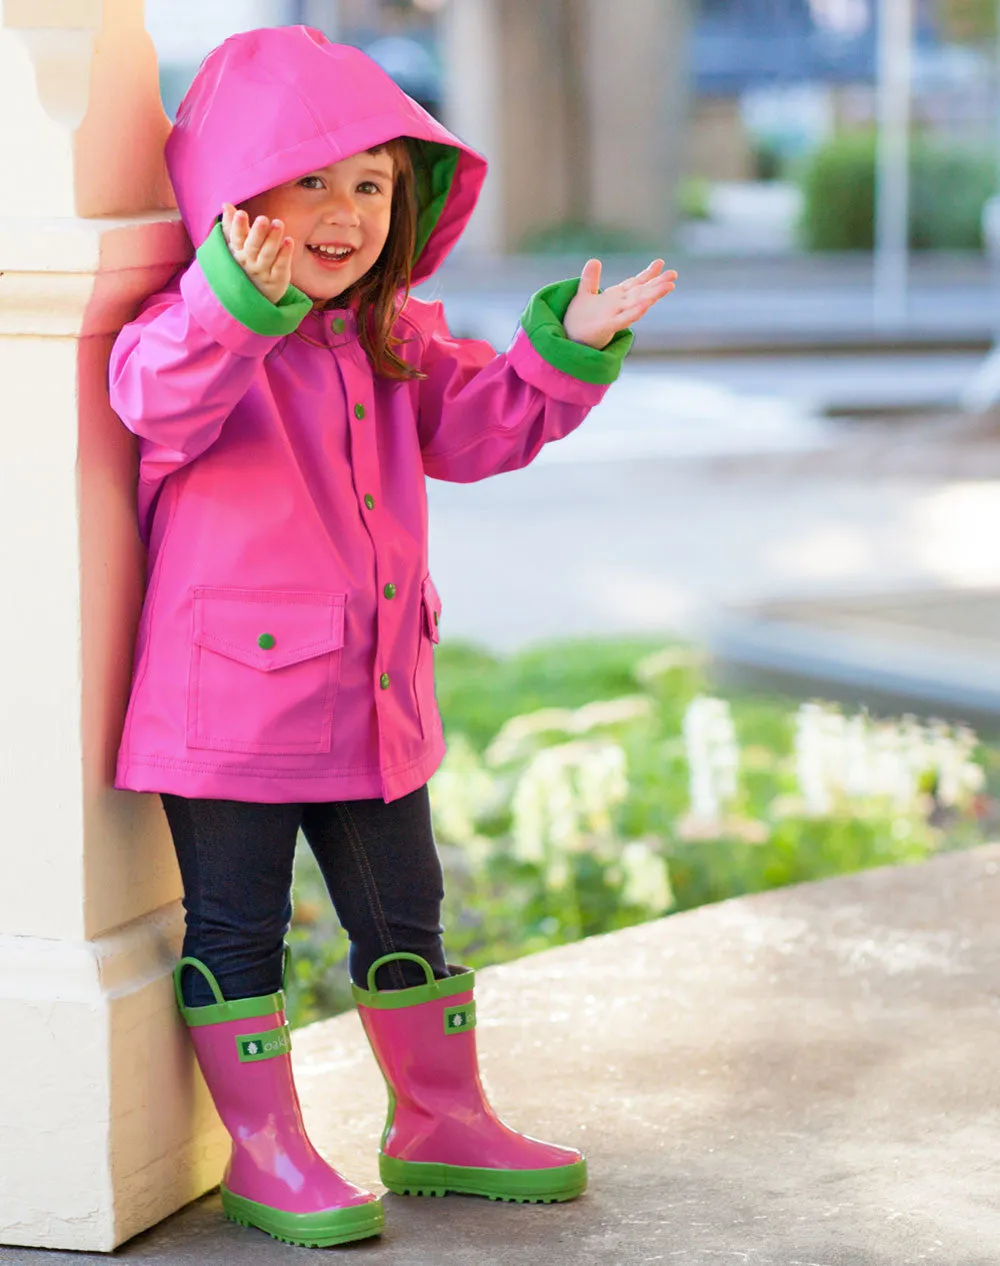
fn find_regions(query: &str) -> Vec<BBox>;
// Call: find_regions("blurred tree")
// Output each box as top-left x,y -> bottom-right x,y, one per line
934,0 -> 996,40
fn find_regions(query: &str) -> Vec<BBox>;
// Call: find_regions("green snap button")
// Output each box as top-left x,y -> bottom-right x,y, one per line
384,583 -> 397,599
364,494 -> 375,510
354,403 -> 365,420
380,672 -> 391,690
331,317 -> 345,333
258,633 -> 276,650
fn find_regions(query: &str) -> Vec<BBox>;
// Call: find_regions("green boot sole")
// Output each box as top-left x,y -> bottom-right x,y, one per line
379,1154 -> 587,1203
220,1186 -> 385,1247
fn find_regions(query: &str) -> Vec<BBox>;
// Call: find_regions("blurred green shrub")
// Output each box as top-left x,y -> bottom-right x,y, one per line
519,221 -> 656,255
677,176 -> 712,221
798,130 -> 995,250
751,139 -> 785,183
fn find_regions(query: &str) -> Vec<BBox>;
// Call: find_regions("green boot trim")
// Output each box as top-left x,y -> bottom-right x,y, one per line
351,952 -> 474,1010
378,1154 -> 588,1204
219,1187 -> 384,1247
173,956 -> 285,1027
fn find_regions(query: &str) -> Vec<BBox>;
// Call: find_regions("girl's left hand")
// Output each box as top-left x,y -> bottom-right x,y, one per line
563,259 -> 677,350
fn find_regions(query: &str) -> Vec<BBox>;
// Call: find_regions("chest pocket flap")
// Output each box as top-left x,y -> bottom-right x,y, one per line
192,589 -> 346,671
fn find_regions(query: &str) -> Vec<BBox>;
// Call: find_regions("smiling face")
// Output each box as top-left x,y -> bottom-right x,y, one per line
240,147 -> 396,303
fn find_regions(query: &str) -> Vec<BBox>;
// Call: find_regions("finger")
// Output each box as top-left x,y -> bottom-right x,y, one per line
221,203 -> 236,242
640,274 -> 677,300
243,215 -> 273,260
633,258 -> 666,285
255,220 -> 286,272
230,209 -> 250,251
579,258 -> 602,295
618,288 -> 674,325
274,238 -> 295,285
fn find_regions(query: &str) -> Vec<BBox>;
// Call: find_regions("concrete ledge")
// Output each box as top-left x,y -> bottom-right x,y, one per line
9,847 -> 1000,1263
711,588 -> 1000,731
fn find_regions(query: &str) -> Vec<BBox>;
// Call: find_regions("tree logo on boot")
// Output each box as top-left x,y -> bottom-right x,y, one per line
236,1024 -> 292,1061
443,1002 -> 476,1034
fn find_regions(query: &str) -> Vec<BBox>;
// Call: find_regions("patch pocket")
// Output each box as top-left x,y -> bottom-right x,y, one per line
187,588 -> 346,755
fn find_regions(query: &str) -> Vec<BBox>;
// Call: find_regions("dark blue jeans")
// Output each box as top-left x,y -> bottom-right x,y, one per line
162,786 -> 448,1007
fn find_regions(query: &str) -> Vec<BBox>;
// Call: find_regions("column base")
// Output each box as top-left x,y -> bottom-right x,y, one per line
0,901 -> 228,1251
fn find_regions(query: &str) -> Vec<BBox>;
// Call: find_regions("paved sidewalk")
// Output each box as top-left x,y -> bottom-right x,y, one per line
7,847 -> 1000,1263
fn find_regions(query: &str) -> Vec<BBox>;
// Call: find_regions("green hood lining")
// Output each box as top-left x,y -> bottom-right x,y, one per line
409,140 -> 460,265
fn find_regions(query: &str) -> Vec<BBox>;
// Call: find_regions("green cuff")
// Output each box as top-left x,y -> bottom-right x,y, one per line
519,278 -> 633,385
196,221 -> 312,337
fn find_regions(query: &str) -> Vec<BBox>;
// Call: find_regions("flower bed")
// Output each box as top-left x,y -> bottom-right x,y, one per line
285,638 -> 997,1025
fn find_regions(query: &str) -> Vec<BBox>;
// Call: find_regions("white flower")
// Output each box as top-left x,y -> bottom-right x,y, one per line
634,646 -> 706,686
486,696 -> 650,768
682,696 -> 740,821
791,702 -> 985,816
619,841 -> 673,911
429,734 -> 501,848
510,740 -> 629,875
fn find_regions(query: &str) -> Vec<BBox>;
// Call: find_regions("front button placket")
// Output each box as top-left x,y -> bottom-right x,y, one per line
339,355 -> 397,769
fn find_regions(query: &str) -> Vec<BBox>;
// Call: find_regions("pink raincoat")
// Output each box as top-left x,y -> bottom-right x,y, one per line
110,27 -> 631,803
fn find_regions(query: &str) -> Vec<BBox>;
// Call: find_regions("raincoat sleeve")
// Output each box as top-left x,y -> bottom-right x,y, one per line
415,280 -> 633,483
109,223 -> 311,529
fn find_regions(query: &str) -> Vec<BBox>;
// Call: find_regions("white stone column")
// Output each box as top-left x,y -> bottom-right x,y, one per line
0,0 -> 228,1251
439,0 -> 504,254
440,0 -> 690,254
584,0 -> 692,248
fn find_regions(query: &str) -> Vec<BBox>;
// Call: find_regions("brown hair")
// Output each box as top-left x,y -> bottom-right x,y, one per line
332,137 -> 425,382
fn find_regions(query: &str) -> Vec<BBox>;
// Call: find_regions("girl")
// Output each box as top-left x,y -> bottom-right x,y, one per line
110,25 -> 676,1250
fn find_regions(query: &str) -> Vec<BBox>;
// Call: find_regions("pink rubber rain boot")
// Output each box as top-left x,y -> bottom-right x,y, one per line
354,952 -> 587,1203
175,957 -> 384,1247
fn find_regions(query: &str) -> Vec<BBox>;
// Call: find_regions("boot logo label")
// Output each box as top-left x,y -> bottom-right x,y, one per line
236,1024 -> 292,1062
443,1002 -> 476,1034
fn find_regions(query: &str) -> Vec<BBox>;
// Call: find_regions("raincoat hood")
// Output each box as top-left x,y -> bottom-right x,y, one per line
166,26 -> 487,285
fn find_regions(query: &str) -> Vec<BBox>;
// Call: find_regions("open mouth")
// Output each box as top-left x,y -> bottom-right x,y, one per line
307,244 -> 355,265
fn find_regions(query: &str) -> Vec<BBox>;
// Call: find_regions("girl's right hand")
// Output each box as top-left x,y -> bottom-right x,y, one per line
221,203 -> 294,304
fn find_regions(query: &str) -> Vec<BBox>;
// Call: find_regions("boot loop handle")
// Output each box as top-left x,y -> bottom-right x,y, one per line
173,956 -> 225,1010
366,952 -> 434,994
